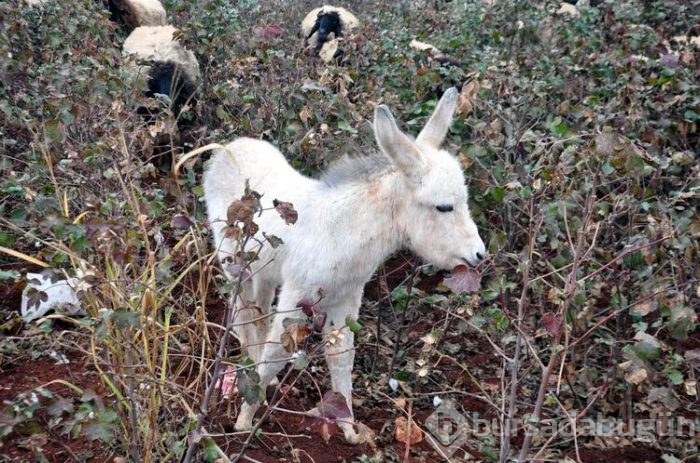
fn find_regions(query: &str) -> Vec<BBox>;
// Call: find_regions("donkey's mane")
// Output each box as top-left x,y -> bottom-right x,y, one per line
320,152 -> 393,188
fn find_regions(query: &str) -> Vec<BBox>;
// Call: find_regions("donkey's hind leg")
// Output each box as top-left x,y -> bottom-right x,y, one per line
252,278 -> 279,385
230,280 -> 266,364
234,285 -> 298,432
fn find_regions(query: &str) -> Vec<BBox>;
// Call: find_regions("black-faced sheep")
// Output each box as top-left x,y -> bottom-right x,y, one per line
106,0 -> 166,31
301,5 -> 359,52
123,26 -> 200,117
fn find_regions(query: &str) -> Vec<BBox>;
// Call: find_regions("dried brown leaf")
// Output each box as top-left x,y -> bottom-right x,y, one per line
542,313 -> 563,337
443,265 -> 481,294
394,417 -> 423,445
273,199 -> 298,225
280,322 -> 311,352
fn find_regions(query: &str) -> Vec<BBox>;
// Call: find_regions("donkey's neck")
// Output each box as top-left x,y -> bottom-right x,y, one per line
309,174 -> 405,283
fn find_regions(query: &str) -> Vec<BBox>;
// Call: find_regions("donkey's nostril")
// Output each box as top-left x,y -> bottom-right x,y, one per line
476,252 -> 484,261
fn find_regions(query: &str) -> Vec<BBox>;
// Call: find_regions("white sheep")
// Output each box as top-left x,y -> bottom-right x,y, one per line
301,5 -> 359,51
203,88 -> 486,443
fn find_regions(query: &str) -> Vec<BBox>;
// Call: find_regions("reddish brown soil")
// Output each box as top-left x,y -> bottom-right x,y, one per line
572,446 -> 662,463
0,259 -> 684,462
0,351 -> 111,462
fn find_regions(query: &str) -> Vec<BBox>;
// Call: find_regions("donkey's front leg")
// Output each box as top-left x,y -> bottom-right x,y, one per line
325,325 -> 362,443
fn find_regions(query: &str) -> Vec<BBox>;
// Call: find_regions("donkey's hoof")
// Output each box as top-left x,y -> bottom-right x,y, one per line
339,420 -> 363,444
343,429 -> 361,444
341,422 -> 376,445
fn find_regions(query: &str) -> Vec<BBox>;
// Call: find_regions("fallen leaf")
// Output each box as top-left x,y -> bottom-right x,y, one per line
317,391 -> 351,420
542,313 -> 563,337
630,300 -> 658,317
299,106 -> 313,125
624,366 -> 648,385
253,24 -> 284,41
457,80 -> 479,115
280,322 -> 311,352
443,265 -> 481,294
395,417 -> 423,445
170,213 -> 194,229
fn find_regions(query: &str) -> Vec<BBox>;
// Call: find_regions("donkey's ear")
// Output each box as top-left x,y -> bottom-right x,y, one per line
374,105 -> 426,180
416,87 -> 458,149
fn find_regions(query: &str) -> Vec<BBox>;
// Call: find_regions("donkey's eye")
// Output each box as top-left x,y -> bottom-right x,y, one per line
436,205 -> 454,213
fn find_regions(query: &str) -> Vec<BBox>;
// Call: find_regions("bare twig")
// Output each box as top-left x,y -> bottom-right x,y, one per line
500,201 -> 542,463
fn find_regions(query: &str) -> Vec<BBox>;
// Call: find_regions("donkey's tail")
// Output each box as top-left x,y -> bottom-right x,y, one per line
174,143 -> 235,176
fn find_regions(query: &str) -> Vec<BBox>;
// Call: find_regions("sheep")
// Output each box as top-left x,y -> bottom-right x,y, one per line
24,0 -> 50,7
558,0 -> 601,15
122,26 -> 200,116
203,88 -> 486,443
106,0 -> 166,31
301,5 -> 359,51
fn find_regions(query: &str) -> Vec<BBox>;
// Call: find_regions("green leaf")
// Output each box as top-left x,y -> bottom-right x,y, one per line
293,353 -> 310,370
110,311 -> 141,330
237,369 -> 264,405
201,437 -> 220,463
683,110 -> 700,122
345,317 -> 362,334
667,306 -> 697,341
47,397 -> 74,417
667,369 -> 683,385
488,186 -> 505,203
263,232 -> 284,248
337,120 -> 358,135
0,270 -> 21,281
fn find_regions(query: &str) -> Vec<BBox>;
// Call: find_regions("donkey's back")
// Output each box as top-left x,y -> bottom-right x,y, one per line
203,138 -> 313,267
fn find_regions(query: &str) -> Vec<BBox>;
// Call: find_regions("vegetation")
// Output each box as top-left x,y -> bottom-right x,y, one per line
0,0 -> 697,461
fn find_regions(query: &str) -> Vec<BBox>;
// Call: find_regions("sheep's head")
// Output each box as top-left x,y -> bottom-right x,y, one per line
314,11 -> 342,48
373,88 -> 486,269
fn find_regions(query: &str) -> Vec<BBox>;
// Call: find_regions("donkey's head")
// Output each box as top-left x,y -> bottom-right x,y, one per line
374,88 -> 486,269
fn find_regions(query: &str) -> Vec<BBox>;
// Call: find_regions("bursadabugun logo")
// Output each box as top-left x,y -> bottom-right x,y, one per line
424,402 -> 469,460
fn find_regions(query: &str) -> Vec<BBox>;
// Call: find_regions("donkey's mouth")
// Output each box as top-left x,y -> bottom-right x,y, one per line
459,256 -> 481,268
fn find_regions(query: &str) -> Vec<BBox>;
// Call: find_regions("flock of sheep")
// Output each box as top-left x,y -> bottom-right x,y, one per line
25,0 -> 362,122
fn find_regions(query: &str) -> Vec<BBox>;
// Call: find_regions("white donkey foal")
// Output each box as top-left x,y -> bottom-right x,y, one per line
203,88 -> 486,443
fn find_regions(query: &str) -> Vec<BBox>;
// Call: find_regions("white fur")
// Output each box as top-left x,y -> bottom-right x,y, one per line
301,5 -> 360,48
121,0 -> 167,27
153,42 -> 201,84
203,88 -> 486,443
24,0 -> 50,7
123,25 -> 178,59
